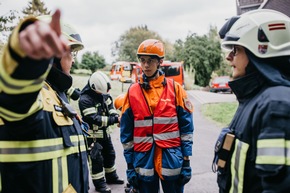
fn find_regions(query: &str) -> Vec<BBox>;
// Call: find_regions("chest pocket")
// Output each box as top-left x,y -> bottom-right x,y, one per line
40,84 -> 73,126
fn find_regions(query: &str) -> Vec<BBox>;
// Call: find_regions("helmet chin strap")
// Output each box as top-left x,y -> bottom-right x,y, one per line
141,69 -> 163,90
144,69 -> 159,79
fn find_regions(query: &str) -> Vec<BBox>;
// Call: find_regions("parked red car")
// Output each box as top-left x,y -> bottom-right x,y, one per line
209,76 -> 232,93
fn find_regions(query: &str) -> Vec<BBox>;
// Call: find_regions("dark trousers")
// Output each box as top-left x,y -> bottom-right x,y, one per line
87,135 -> 116,175
138,173 -> 184,193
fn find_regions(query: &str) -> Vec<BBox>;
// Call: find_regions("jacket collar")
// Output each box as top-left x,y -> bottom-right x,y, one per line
229,72 -> 265,101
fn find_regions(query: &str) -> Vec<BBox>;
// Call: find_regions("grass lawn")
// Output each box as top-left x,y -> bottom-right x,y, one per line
201,102 -> 238,127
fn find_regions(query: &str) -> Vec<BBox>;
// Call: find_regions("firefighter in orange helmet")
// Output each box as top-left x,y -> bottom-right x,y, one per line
120,39 -> 194,193
114,93 -> 125,111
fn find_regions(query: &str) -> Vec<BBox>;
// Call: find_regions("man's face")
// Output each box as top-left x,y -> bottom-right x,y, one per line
226,45 -> 249,79
139,55 -> 160,77
60,50 -> 76,75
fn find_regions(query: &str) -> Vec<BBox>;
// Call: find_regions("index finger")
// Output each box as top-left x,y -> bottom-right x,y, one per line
50,9 -> 61,36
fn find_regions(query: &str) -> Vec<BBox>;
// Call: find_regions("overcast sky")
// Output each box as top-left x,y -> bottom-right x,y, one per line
0,0 -> 237,63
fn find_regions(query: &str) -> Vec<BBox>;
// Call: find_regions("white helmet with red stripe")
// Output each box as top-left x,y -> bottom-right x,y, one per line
219,9 -> 290,58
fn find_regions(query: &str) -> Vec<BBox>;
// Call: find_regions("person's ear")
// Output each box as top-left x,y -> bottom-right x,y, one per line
159,59 -> 163,64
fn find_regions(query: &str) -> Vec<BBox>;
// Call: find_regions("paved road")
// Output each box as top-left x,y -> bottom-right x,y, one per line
87,90 -> 237,193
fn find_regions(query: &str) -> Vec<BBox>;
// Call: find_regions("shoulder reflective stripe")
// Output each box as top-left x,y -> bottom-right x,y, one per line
154,116 -> 178,124
83,107 -> 97,116
134,136 -> 153,144
122,141 -> 134,150
0,97 -> 43,121
181,134 -> 193,141
0,65 -> 50,94
135,167 -> 154,177
256,139 -> 287,165
134,119 -> 152,127
105,165 -> 117,173
154,130 -> 180,141
0,135 -> 86,162
230,139 -> 249,193
162,167 -> 181,176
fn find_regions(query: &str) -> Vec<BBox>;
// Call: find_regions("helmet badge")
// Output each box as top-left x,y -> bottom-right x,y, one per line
258,45 -> 268,54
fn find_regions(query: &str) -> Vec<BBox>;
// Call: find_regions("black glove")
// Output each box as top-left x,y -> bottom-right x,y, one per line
108,115 -> 119,125
178,160 -> 192,185
90,142 -> 103,160
70,88 -> 81,100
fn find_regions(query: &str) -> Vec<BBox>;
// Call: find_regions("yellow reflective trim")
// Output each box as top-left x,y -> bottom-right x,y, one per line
62,156 -> 69,191
0,66 -> 50,95
0,94 -> 43,121
257,138 -> 285,148
230,139 -> 249,193
52,158 -> 59,193
256,156 -> 285,165
0,117 -> 4,125
83,107 -> 96,116
105,165 -> 116,173
91,170 -> 104,180
0,135 -> 86,162
256,138 -> 287,165
0,171 -> 1,192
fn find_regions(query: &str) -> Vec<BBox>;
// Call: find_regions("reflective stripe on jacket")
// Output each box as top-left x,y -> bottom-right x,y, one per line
129,78 -> 181,152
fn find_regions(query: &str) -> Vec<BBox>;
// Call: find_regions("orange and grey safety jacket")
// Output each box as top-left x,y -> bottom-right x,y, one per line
0,17 -> 88,193
129,78 -> 181,152
121,74 -> 194,181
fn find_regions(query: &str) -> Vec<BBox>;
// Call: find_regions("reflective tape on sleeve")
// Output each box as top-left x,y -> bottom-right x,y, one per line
256,138 -> 287,165
83,107 -> 97,116
122,141 -> 134,150
0,96 -> 43,121
0,135 -> 86,162
0,64 -> 50,94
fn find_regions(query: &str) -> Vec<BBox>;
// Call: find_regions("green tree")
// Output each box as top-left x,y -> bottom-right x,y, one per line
80,51 -> 106,73
0,10 -> 19,32
71,58 -> 81,72
174,26 -> 223,87
22,0 -> 50,16
112,25 -> 174,62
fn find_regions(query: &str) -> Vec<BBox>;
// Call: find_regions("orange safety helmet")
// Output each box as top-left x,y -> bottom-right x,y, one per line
114,93 -> 125,110
137,39 -> 165,59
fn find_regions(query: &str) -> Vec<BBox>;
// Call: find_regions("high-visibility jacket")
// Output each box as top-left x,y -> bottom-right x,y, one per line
121,74 -> 194,181
217,71 -> 290,193
0,18 -> 88,193
129,78 -> 181,152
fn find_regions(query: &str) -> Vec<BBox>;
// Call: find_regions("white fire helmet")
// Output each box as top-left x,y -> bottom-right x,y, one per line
219,9 -> 290,58
89,71 -> 111,94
